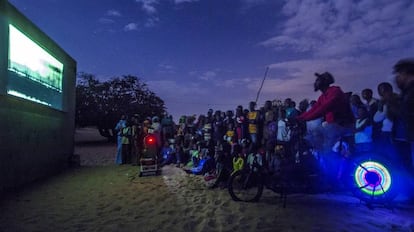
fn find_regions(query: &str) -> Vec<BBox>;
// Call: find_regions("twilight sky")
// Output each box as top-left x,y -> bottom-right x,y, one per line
8,0 -> 414,121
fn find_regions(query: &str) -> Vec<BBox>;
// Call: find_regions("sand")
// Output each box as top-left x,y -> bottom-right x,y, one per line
1,127 -> 414,232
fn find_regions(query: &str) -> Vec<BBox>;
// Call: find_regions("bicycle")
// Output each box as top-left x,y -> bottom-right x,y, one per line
228,122 -> 401,208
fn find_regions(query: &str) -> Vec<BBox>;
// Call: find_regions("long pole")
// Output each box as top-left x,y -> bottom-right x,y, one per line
255,66 -> 269,104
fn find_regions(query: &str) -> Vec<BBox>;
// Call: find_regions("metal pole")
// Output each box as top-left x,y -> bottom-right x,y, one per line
255,66 -> 269,104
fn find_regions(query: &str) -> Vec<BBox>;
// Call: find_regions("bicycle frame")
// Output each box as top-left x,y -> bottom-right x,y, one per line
228,122 -> 399,208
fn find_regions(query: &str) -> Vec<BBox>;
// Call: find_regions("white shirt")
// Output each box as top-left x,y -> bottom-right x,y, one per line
374,105 -> 393,132
277,119 -> 291,142
355,118 -> 373,144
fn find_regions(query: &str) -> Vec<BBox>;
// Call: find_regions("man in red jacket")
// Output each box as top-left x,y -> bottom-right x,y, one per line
297,72 -> 354,156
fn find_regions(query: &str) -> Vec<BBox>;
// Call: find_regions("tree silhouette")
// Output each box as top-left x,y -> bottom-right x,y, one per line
76,73 -> 166,140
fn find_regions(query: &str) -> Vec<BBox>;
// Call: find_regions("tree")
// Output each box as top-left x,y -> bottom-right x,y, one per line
76,73 -> 166,140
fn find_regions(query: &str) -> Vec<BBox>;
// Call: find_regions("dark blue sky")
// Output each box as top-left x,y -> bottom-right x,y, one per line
9,0 -> 414,121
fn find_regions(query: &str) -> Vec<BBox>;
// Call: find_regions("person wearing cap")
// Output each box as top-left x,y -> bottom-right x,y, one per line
297,72 -> 354,157
393,58 -> 414,171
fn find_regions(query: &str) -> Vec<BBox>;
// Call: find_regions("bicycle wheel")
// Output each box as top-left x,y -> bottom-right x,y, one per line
351,156 -> 398,204
228,170 -> 264,202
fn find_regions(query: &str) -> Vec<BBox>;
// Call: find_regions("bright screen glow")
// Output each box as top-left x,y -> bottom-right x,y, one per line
8,24 -> 64,110
7,90 -> 52,107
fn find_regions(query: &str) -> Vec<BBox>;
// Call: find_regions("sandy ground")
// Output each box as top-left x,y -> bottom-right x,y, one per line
1,127 -> 414,232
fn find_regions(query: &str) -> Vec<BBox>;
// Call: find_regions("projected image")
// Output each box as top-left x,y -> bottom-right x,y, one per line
8,24 -> 64,110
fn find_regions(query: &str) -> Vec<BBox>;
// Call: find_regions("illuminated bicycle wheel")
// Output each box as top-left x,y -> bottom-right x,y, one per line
354,161 -> 392,196
352,157 -> 398,204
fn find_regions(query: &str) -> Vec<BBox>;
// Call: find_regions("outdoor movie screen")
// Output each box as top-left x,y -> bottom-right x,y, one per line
7,24 -> 64,110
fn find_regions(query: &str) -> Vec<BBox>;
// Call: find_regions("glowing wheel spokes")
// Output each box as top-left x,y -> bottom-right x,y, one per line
377,183 -> 386,196
370,185 -> 377,199
359,183 -> 370,190
358,163 -> 370,172
354,161 -> 392,196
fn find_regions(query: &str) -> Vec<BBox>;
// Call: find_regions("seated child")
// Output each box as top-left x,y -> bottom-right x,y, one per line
246,147 -> 263,172
160,141 -> 174,166
185,148 -> 214,175
231,150 -> 245,175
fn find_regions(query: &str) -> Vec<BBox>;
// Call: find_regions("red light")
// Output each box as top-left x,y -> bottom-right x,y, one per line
145,136 -> 156,145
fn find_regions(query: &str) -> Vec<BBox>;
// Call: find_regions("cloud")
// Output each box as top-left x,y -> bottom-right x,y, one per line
158,64 -> 176,74
136,0 -> 159,15
158,64 -> 175,70
135,0 -> 199,15
241,0 -> 269,6
213,76 -> 254,89
198,71 -> 217,81
98,18 -> 115,24
148,80 -> 206,96
260,0 -> 414,58
259,55 -> 398,105
190,69 -> 255,89
174,0 -> 199,4
135,0 -> 162,27
107,10 -> 121,17
144,17 -> 160,27
252,0 -> 414,106
124,23 -> 139,31
239,0 -> 272,12
135,0 -> 201,28
98,10 -> 121,25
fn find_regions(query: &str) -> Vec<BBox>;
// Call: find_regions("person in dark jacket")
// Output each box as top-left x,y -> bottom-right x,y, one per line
393,58 -> 414,170
361,88 -> 381,140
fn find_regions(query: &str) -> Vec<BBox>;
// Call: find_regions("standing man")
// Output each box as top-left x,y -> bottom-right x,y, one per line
393,58 -> 414,171
373,82 -> 400,163
121,119 -> 132,164
247,101 -> 260,150
115,115 -> 126,164
130,115 -> 141,166
361,88 -> 380,140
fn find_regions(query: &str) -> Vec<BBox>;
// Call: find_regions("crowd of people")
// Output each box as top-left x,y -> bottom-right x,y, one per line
113,58 -> 414,188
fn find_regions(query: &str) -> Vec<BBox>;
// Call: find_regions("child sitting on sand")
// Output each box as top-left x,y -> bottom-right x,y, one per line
246,146 -> 263,172
160,141 -> 175,166
231,147 -> 245,175
184,143 -> 200,169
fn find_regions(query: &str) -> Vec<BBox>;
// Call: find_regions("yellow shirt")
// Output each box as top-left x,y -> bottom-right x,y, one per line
247,111 -> 258,133
232,157 -> 244,175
